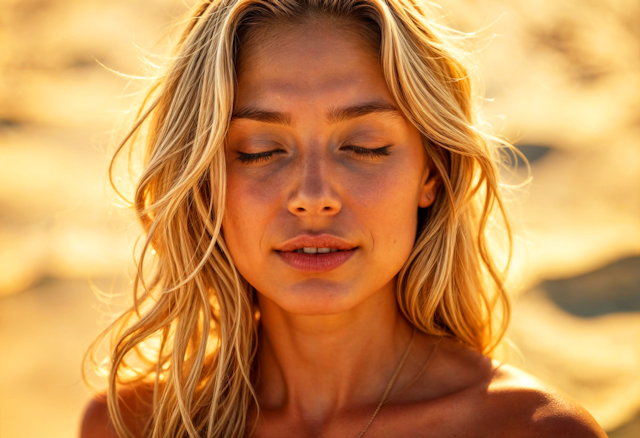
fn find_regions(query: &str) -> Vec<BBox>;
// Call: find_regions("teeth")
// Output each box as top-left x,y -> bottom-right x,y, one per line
294,247 -> 341,253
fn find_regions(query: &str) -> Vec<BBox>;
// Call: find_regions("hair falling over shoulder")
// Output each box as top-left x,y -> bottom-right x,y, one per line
84,0 -> 521,436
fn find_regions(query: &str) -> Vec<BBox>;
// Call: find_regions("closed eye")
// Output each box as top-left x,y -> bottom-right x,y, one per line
342,144 -> 392,160
235,145 -> 392,164
235,149 -> 286,164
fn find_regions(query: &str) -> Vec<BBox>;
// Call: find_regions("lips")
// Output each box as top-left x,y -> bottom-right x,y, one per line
276,248 -> 358,273
276,234 -> 357,252
275,233 -> 358,273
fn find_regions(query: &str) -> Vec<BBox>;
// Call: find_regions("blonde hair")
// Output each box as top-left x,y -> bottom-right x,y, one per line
86,0 -> 516,436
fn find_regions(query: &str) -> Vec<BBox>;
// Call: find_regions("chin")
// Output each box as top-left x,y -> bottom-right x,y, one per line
260,280 -> 365,316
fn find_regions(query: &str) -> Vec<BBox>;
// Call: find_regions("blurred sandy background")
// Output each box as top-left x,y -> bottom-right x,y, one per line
0,0 -> 639,437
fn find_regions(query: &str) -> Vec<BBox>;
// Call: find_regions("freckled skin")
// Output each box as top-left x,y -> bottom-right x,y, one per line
223,23 -> 434,315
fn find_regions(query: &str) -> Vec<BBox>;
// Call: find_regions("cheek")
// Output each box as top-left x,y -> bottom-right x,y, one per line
349,161 -> 420,266
223,170 -> 284,269
226,171 -> 280,220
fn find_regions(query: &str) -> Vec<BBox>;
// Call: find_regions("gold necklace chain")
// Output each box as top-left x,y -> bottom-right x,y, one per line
383,341 -> 438,406
356,327 -> 417,438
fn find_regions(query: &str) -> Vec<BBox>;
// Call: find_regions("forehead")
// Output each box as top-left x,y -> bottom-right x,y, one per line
234,19 -> 394,112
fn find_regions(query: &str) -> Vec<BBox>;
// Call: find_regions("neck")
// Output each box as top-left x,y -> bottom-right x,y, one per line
254,279 -> 415,422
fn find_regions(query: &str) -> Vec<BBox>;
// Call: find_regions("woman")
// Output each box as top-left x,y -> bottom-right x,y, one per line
81,0 -> 608,437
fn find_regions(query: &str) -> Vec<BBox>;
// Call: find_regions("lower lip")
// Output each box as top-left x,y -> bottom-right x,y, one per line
276,249 -> 358,273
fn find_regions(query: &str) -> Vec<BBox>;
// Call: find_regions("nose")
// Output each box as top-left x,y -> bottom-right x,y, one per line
287,151 -> 342,217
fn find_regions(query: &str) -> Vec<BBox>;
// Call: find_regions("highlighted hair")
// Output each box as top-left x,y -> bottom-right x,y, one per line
86,0 -> 516,436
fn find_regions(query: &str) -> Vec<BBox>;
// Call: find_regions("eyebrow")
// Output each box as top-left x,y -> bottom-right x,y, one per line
326,101 -> 403,124
231,107 -> 292,126
230,100 -> 403,126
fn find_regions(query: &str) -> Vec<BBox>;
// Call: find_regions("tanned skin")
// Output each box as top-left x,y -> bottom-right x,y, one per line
81,17 -> 608,438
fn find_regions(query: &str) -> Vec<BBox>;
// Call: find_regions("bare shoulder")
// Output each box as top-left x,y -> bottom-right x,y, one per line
484,361 -> 609,438
405,337 -> 608,437
80,384 -> 154,438
80,392 -> 118,438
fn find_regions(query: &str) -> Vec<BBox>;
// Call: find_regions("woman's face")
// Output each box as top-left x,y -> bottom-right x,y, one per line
223,20 -> 438,315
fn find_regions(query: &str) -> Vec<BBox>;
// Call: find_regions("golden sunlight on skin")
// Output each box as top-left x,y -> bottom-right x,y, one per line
221,19 -> 444,432
223,21 -> 437,317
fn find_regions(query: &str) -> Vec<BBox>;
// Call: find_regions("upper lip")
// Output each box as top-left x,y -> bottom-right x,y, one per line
276,234 -> 358,252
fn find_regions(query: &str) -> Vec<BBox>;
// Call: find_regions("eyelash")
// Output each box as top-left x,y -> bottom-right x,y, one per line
236,145 -> 392,164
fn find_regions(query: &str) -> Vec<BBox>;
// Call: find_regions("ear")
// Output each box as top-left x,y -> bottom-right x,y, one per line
418,163 -> 440,208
